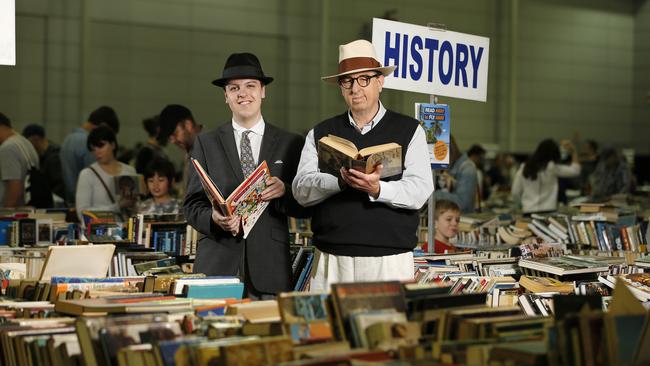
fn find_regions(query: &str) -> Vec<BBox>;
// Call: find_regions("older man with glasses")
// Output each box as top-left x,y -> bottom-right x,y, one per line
292,40 -> 433,291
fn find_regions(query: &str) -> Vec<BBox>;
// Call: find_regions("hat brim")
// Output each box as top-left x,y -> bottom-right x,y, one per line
212,76 -> 274,87
321,65 -> 396,84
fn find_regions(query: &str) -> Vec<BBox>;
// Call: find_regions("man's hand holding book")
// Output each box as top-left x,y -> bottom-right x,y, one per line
211,209 -> 240,237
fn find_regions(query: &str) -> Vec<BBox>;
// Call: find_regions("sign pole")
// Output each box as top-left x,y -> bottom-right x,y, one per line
427,94 -> 438,253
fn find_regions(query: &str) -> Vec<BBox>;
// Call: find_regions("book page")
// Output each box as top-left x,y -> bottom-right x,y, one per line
364,145 -> 402,178
319,135 -> 359,158
227,161 -> 271,239
358,142 -> 400,157
318,142 -> 353,177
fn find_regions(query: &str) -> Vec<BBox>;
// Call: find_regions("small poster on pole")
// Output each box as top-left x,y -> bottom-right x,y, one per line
415,103 -> 450,170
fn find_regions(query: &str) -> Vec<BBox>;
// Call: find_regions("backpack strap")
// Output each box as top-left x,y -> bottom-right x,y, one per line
89,166 -> 116,204
14,137 -> 38,169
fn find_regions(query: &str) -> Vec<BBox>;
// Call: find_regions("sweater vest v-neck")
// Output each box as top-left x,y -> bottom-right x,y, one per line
312,110 -> 420,257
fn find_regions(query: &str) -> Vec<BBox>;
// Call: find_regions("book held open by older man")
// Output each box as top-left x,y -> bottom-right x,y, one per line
317,134 -> 402,178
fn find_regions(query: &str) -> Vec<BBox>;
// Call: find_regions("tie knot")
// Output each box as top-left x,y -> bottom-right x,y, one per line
242,130 -> 252,138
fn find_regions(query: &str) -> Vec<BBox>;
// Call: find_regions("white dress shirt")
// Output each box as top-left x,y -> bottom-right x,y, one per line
292,101 -> 433,210
232,117 -> 265,164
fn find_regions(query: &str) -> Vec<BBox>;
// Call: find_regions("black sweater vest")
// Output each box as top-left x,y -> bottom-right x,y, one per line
312,110 -> 420,256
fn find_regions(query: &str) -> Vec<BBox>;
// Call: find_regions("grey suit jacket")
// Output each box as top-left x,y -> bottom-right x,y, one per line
183,122 -> 306,294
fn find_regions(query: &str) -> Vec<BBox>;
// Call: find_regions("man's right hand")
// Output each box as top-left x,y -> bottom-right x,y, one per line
211,209 -> 240,236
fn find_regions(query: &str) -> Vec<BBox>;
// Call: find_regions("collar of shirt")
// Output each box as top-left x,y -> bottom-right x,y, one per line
232,116 -> 265,137
347,101 -> 387,135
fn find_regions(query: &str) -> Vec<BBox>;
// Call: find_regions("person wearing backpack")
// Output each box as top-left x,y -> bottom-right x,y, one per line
23,124 -> 64,204
0,112 -> 42,208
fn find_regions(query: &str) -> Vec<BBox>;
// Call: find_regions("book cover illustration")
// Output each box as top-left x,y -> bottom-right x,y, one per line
294,294 -> 328,322
113,174 -> 147,197
317,134 -> 402,178
415,103 -> 451,169
18,218 -> 37,246
36,219 -> 53,245
284,293 -> 333,344
191,158 -> 270,239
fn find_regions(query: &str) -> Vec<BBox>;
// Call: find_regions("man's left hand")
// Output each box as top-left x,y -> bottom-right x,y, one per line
261,176 -> 286,201
340,165 -> 382,199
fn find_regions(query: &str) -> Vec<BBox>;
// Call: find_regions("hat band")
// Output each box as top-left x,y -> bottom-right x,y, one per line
222,65 -> 265,80
338,57 -> 381,74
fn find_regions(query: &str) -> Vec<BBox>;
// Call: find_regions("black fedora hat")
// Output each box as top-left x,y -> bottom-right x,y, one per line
211,53 -> 274,87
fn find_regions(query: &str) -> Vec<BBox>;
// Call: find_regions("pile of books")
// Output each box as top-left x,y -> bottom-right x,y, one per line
2,274 -> 650,365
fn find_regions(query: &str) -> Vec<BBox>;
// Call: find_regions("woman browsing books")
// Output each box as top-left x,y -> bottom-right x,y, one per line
75,126 -> 137,222
511,139 -> 580,214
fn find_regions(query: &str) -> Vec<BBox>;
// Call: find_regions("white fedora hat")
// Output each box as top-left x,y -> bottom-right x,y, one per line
321,39 -> 396,83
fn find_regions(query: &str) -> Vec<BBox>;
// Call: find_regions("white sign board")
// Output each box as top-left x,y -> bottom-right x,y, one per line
0,0 -> 16,65
372,18 -> 489,102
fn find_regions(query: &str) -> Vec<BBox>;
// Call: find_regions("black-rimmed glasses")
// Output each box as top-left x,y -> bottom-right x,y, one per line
338,73 -> 380,89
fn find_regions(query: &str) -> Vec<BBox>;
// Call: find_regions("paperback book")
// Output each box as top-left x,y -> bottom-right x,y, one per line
415,103 -> 450,169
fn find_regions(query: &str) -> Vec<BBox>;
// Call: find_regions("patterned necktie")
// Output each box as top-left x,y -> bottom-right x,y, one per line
240,130 -> 256,177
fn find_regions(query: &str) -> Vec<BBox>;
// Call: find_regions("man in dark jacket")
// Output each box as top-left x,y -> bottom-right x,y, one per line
184,53 -> 306,298
22,124 -> 65,202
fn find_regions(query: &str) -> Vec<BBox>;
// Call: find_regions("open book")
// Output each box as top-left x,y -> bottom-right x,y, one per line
190,158 -> 270,239
317,134 -> 402,178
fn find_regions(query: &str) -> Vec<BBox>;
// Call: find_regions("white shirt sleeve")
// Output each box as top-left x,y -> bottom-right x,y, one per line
369,125 -> 434,209
552,161 -> 581,178
291,129 -> 342,207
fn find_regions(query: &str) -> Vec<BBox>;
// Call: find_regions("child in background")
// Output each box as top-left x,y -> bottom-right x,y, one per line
422,199 -> 461,253
138,158 -> 180,214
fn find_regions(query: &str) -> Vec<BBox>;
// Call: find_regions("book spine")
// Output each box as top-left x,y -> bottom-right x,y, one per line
587,222 -> 599,249
184,283 -> 244,299
628,226 -> 639,252
620,227 -> 631,251
594,222 -> 609,251
294,253 -> 314,291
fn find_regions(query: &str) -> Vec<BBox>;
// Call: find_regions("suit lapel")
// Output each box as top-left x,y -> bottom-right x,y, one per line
217,124 -> 245,182
259,123 -> 279,164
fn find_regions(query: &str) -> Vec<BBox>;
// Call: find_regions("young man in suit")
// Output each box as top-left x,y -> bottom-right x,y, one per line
184,53 -> 306,298
292,40 -> 434,291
